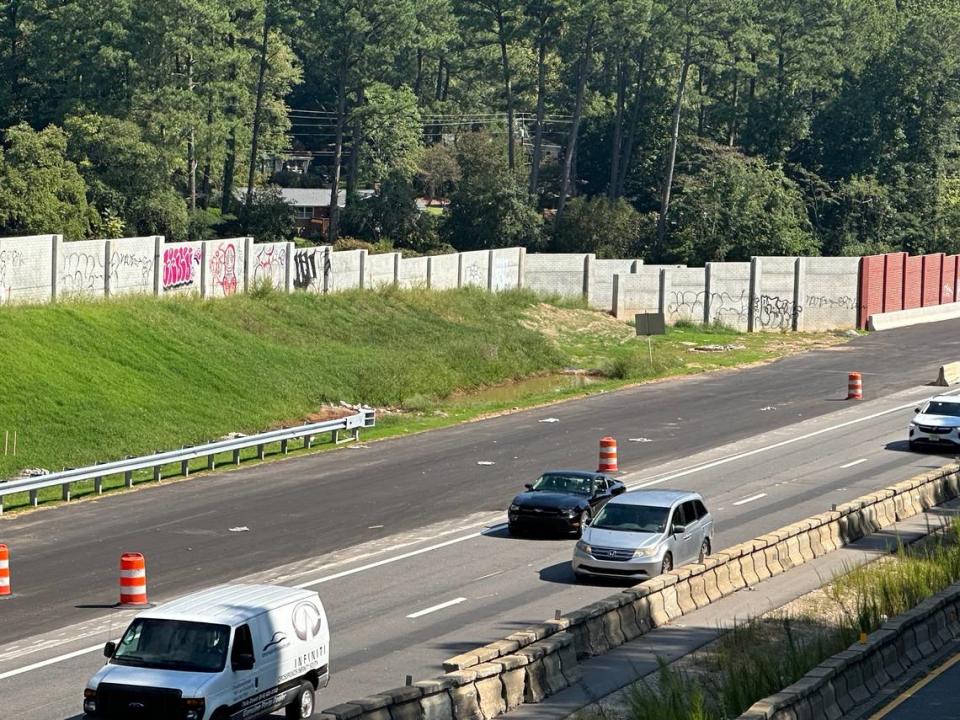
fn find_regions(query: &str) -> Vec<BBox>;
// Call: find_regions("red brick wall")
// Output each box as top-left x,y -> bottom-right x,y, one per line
922,253 -> 944,306
883,252 -> 906,312
943,256 -> 960,305
858,255 -> 885,329
903,255 -> 923,309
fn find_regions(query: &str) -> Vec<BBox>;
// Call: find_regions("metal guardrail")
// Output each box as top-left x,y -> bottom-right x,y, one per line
0,407 -> 375,512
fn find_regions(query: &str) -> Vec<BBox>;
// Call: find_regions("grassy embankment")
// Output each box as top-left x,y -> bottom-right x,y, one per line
603,518 -> 960,720
0,286 -> 846,510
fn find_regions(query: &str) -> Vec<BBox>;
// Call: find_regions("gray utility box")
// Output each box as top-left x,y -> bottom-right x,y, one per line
635,312 -> 666,336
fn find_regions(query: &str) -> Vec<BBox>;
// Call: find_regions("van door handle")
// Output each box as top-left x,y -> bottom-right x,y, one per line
683,534 -> 692,540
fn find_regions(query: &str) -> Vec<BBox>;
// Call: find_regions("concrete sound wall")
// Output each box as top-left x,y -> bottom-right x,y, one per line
613,267 -> 666,319
705,262 -> 752,331
753,257 -> 800,331
490,247 -> 523,291
588,259 -> 640,310
398,256 -> 429,289
459,250 -> 490,288
250,242 -> 292,291
0,235 -> 57,305
58,239 -> 107,298
160,241 -> 203,295
328,249 -> 364,292
522,253 -> 587,298
110,237 -> 160,296
292,246 -> 327,293
204,238 -> 248,298
801,257 -> 861,331
365,252 -> 399,289
429,253 -> 460,290
664,267 -> 708,324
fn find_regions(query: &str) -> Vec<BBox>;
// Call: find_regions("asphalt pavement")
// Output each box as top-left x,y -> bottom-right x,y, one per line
1,320 -> 960,718
868,647 -> 960,720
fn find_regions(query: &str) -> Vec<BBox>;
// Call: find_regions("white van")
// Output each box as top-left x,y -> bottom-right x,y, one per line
83,584 -> 329,720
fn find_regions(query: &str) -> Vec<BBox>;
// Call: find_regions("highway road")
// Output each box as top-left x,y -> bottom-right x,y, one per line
1,320 -> 960,718
868,645 -> 960,720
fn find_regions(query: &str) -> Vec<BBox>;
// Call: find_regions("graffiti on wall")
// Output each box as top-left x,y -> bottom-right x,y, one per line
294,248 -> 320,290
709,289 -> 750,326
210,242 -> 240,296
111,249 -> 154,290
253,245 -> 287,287
163,246 -> 200,291
60,250 -> 104,294
463,262 -> 484,286
668,290 -> 705,320
754,294 -> 801,330
0,248 -> 25,303
805,294 -> 856,311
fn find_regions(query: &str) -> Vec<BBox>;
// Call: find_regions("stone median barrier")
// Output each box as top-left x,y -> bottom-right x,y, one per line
319,464 -> 960,720
738,578 -> 960,720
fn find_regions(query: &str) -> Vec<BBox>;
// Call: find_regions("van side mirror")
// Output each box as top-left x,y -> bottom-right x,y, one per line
612,485 -> 626,496
915,408 -> 920,414
672,524 -> 687,535
232,653 -> 255,672
524,483 -> 534,490
103,641 -> 116,658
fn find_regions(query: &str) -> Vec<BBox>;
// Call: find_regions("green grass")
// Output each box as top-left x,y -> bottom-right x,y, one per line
0,288 -> 845,510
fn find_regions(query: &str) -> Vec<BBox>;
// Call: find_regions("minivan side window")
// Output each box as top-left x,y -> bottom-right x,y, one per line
694,500 -> 708,519
682,501 -> 699,524
671,503 -> 687,530
231,624 -> 254,669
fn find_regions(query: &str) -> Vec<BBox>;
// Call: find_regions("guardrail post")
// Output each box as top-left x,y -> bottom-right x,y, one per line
332,429 -> 339,444
153,461 -> 162,483
181,446 -> 191,476
0,497 -> 4,515
304,434 -> 313,450
281,438 -> 289,455
256,443 -> 265,460
233,449 -> 241,465
62,482 -> 71,502
207,452 -> 216,471
29,489 -> 38,506
94,469 -> 103,495
124,458 -> 134,488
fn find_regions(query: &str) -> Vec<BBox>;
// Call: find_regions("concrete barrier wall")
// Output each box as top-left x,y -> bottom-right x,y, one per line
664,267 -> 708,324
203,237 -> 248,299
250,241 -> 292,291
706,262 -> 752,331
320,463 -> 960,720
490,248 -> 523,291
160,241 -> 203,295
292,246 -> 328,293
110,237 -> 160,296
522,253 -> 588,298
398,256 -> 430,289
328,250 -> 365,292
430,253 -> 460,290
739,580 -> 960,719
802,256 -> 861,331
58,239 -> 107,298
588,259 -> 640,310
754,257 -> 799,331
365,252 -> 399,289
613,269 -> 662,319
0,235 -> 57,305
460,250 -> 490,289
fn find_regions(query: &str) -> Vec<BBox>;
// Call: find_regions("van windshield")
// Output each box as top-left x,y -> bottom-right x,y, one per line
592,504 -> 669,533
111,619 -> 230,673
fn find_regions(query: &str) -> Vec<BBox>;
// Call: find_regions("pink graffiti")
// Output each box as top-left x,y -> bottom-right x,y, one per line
163,247 -> 198,290
210,243 -> 238,296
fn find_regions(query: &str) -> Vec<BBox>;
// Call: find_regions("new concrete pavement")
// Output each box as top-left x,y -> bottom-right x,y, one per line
2,320 -> 960,718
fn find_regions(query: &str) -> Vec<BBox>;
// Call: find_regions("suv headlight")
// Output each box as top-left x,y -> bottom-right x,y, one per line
509,503 -> 519,512
576,540 -> 592,554
83,688 -> 97,714
566,507 -> 579,517
633,546 -> 658,558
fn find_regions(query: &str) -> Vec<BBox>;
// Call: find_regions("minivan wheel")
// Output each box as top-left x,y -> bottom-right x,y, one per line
699,539 -> 711,564
286,683 -> 315,719
660,553 -> 673,575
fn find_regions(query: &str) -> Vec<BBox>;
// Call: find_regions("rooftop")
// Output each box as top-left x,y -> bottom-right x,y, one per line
610,489 -> 699,508
138,584 -> 318,626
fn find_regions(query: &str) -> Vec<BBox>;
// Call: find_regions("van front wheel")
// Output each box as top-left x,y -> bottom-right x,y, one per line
286,682 -> 315,719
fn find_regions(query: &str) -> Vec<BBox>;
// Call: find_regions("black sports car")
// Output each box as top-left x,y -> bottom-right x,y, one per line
507,470 -> 626,537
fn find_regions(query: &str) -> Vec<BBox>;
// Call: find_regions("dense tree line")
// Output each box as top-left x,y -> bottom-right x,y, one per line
1,0 -> 958,263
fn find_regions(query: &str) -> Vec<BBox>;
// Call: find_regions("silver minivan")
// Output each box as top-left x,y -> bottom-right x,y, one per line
572,490 -> 713,581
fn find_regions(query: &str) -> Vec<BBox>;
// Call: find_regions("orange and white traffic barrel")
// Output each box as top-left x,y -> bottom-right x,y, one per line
848,372 -> 863,400
119,552 -> 148,606
0,544 -> 9,597
598,437 -> 619,473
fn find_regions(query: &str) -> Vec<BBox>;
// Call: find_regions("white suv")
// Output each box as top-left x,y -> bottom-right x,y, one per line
909,395 -> 960,450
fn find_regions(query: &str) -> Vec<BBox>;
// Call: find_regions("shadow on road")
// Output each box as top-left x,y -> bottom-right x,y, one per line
538,561 -> 632,588
884,440 -> 959,458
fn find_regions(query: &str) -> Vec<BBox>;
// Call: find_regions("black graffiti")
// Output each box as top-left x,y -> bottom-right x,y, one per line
667,289 -> 750,325
755,294 -> 802,330
294,249 -> 319,290
805,294 -> 856,310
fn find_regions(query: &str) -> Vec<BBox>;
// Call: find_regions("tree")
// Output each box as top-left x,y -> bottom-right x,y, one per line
0,124 -> 92,240
417,144 -> 461,204
352,83 -> 423,184
443,131 -> 542,249
553,196 -> 651,257
668,145 -> 818,264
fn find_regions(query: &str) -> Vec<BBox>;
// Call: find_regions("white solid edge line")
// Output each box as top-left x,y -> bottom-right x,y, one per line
0,643 -> 103,682
733,493 -> 768,507
626,387 -> 960,491
840,458 -> 869,469
407,597 -> 467,619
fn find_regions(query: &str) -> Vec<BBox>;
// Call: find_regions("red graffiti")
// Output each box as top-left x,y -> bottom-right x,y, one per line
210,243 -> 238,296
163,247 -> 198,290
